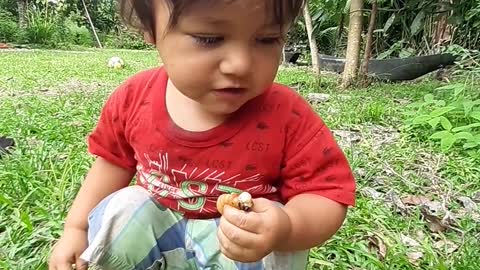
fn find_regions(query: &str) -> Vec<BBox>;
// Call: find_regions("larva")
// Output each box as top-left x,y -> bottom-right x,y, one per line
216,192 -> 253,214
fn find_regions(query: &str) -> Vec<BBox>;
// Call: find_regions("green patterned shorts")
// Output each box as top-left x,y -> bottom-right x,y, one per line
80,186 -> 309,270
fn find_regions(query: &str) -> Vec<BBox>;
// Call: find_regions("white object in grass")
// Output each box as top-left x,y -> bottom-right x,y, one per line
107,56 -> 124,69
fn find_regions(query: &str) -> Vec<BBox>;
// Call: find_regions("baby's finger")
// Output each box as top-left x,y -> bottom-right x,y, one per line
55,262 -> 73,270
222,205 -> 262,233
219,215 -> 258,248
75,258 -> 88,270
217,227 -> 259,263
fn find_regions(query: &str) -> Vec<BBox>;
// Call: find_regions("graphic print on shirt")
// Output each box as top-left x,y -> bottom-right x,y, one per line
137,152 -> 278,213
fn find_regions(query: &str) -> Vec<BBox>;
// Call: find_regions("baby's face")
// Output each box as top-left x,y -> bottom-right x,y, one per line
150,0 -> 288,116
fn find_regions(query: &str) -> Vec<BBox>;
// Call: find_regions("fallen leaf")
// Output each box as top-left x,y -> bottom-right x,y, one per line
424,201 -> 443,214
433,239 -> 458,255
420,207 -> 456,233
455,209 -> 480,222
407,251 -> 423,265
354,168 -> 366,178
366,124 -> 400,150
401,234 -> 421,247
473,192 -> 480,203
373,175 -> 388,186
383,165 -> 395,176
360,187 -> 384,200
402,195 -> 432,206
457,196 -> 477,212
416,230 -> 426,241
307,93 -> 330,103
385,190 -> 407,213
367,234 -> 387,260
332,129 -> 362,143
332,129 -> 362,150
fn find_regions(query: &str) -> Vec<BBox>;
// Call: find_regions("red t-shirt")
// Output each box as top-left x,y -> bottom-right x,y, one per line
88,67 -> 356,219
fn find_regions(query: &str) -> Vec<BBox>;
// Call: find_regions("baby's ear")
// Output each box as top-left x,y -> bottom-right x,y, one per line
143,31 -> 155,45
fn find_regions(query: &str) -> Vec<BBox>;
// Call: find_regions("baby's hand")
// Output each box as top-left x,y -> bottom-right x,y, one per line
217,198 -> 292,263
49,227 -> 88,270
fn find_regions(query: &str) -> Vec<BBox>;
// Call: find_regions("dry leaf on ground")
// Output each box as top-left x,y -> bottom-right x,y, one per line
402,195 -> 432,206
433,239 -> 459,255
307,93 -> 330,103
354,168 -> 366,178
416,230 -> 426,241
457,196 -> 477,212
367,234 -> 388,260
420,207 -> 457,233
407,251 -> 423,265
473,191 -> 480,203
365,124 -> 400,151
385,190 -> 407,214
333,129 -> 362,143
360,187 -> 384,200
400,233 -> 424,266
401,234 -> 421,247
423,200 -> 443,215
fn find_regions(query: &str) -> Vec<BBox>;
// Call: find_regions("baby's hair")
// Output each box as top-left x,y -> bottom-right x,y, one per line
120,0 -> 305,38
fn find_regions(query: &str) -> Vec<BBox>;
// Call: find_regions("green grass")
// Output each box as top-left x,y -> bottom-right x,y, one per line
1,49 -> 479,269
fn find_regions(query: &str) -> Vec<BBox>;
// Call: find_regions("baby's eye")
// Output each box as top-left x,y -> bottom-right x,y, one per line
256,37 -> 282,45
191,35 -> 223,47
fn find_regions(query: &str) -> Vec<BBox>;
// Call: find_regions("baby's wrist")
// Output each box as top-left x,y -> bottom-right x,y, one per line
272,207 -> 293,251
64,221 -> 88,232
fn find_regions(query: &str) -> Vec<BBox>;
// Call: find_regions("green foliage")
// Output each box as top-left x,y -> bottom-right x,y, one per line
64,16 -> 92,46
0,8 -> 17,42
102,30 -> 153,50
23,9 -> 65,46
17,1 -> 71,47
404,83 -> 480,153
0,0 -> 16,15
444,45 -> 480,82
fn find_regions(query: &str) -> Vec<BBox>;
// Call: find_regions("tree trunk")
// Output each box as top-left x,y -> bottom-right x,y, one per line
341,0 -> 364,89
303,3 -> 320,75
360,0 -> 378,82
336,13 -> 345,54
17,0 -> 28,28
433,0 -> 450,51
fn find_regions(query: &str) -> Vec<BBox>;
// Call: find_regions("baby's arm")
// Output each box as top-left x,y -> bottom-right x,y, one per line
275,94 -> 356,252
63,157 -> 135,231
49,157 -> 135,269
276,194 -> 347,251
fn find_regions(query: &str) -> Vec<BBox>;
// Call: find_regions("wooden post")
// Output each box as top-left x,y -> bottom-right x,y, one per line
81,0 -> 103,48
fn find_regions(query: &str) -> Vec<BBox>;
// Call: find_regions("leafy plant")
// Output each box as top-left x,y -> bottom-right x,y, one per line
22,2 -> 68,47
64,16 -> 92,46
0,8 -> 18,42
404,83 -> 480,152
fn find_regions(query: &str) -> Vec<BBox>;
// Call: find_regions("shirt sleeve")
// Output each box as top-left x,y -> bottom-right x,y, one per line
87,84 -> 137,171
279,96 -> 356,206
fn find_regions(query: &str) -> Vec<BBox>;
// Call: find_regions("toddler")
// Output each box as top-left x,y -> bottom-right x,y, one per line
48,0 -> 356,269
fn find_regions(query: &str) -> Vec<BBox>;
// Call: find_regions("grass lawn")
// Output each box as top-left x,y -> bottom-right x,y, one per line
1,49 -> 479,270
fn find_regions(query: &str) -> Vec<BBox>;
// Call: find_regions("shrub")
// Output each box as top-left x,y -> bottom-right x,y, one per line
0,9 -> 18,42
403,83 -> 480,154
65,18 -> 93,46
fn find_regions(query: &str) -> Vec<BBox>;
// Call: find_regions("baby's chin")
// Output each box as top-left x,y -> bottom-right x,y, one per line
207,105 -> 245,117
